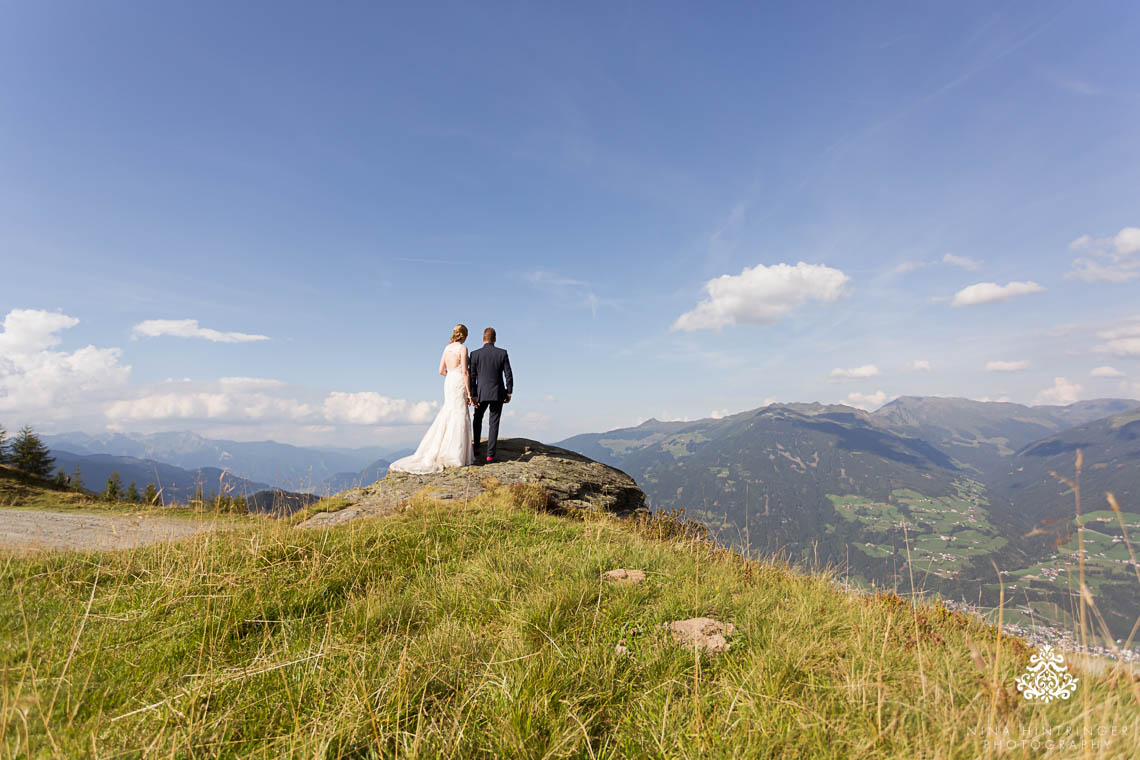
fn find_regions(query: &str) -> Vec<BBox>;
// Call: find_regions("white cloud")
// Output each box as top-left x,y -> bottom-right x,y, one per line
985,360 -> 1030,372
0,309 -> 131,416
886,254 -> 980,277
950,281 -> 1045,307
1095,338 -> 1140,358
321,392 -> 437,425
942,253 -> 981,270
1049,73 -> 1106,96
131,319 -> 270,343
1067,226 -> 1140,282
829,364 -> 881,382
888,260 -> 930,276
1068,260 -> 1140,283
1069,234 -> 1093,250
656,411 -> 692,422
525,272 -> 612,318
1117,380 -> 1140,399
0,309 -> 77,354
1093,320 -> 1140,357
908,359 -> 933,372
1090,366 -> 1125,378
503,409 -> 551,433
0,309 -> 446,445
846,390 -> 894,411
672,262 -> 849,332
1118,227 -> 1140,255
218,377 -> 287,389
1033,377 -> 1083,406
526,271 -> 588,288
106,391 -> 314,422
709,408 -> 731,419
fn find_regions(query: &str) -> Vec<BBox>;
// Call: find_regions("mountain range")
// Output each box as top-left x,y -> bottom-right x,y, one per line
48,449 -> 320,513
559,396 -> 1140,639
42,431 -> 394,494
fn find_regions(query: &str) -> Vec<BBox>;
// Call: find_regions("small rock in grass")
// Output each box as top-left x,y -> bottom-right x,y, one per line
602,569 -> 646,584
615,643 -> 630,656
666,617 -> 736,653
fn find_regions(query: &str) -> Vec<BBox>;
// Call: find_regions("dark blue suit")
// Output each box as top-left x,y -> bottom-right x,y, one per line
469,343 -> 513,459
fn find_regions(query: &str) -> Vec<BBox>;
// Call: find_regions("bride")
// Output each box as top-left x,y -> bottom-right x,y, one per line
389,324 -> 475,474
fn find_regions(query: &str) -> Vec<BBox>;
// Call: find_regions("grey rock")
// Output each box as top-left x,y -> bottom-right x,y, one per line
666,617 -> 736,654
602,569 -> 647,584
298,438 -> 646,530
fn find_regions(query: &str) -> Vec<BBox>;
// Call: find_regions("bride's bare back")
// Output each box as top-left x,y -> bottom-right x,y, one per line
439,342 -> 468,373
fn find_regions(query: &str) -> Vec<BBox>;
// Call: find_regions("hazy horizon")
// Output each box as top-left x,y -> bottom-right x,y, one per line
27,392 -> 1140,451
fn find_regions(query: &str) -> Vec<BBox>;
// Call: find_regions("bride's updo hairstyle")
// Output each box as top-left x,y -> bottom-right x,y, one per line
450,324 -> 468,344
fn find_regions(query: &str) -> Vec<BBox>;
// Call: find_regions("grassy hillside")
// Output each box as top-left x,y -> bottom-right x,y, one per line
2,483 -> 1138,758
0,464 -> 97,510
2,461 -> 318,518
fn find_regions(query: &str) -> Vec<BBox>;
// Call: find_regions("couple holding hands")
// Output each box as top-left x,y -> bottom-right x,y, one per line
389,325 -> 514,474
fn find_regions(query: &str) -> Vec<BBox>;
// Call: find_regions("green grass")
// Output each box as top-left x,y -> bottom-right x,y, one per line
287,495 -> 356,526
1002,518 -> 1140,597
0,464 -> 245,522
3,484 -> 1138,758
827,482 -> 1007,578
0,465 -> 102,511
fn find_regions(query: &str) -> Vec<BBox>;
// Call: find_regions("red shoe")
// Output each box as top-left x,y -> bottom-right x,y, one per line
486,456 -> 495,463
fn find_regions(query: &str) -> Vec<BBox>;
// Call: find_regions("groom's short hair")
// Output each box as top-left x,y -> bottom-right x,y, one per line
483,327 -> 496,343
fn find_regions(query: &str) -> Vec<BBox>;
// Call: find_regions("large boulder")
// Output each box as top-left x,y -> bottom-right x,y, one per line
297,438 -> 646,530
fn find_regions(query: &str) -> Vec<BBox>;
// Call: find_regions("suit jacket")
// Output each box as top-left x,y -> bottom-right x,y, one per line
469,343 -> 513,403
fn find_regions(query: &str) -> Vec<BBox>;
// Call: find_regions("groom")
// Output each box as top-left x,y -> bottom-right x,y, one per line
469,327 -> 514,463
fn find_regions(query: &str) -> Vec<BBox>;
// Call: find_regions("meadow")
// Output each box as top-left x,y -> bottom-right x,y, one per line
3,479 -> 1139,758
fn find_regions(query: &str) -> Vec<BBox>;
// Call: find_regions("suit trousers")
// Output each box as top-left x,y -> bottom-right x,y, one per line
472,400 -> 504,459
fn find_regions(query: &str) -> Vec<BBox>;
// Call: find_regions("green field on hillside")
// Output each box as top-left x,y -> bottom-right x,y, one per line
827,481 -> 1006,579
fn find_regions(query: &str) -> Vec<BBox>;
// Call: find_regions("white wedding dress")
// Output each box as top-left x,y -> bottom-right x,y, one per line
389,343 -> 474,474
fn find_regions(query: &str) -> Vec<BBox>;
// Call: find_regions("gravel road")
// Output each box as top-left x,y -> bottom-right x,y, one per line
0,508 -> 223,553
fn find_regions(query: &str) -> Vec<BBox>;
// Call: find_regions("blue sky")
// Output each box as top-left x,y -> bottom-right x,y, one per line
2,1 -> 1139,447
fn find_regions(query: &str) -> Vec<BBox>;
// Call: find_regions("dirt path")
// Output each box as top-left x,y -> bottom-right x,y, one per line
0,509 -> 224,553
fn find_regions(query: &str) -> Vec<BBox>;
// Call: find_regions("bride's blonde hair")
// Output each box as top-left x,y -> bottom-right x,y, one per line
450,324 -> 468,343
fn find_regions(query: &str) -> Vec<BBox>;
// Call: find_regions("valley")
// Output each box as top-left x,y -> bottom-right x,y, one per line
560,396 -> 1140,642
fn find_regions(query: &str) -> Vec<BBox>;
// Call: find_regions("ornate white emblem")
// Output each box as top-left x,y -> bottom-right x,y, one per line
1015,645 -> 1078,702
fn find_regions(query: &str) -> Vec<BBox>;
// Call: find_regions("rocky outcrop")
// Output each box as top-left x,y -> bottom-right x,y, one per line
297,438 -> 646,530
602,569 -> 647,584
666,617 -> 736,653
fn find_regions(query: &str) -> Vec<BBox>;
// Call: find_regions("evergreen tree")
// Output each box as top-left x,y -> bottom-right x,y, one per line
233,493 -> 249,515
103,471 -> 123,502
143,483 -> 158,505
0,423 -> 9,465
192,485 -> 204,510
127,481 -> 140,503
72,465 -> 85,492
11,426 -> 55,478
53,469 -> 68,487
